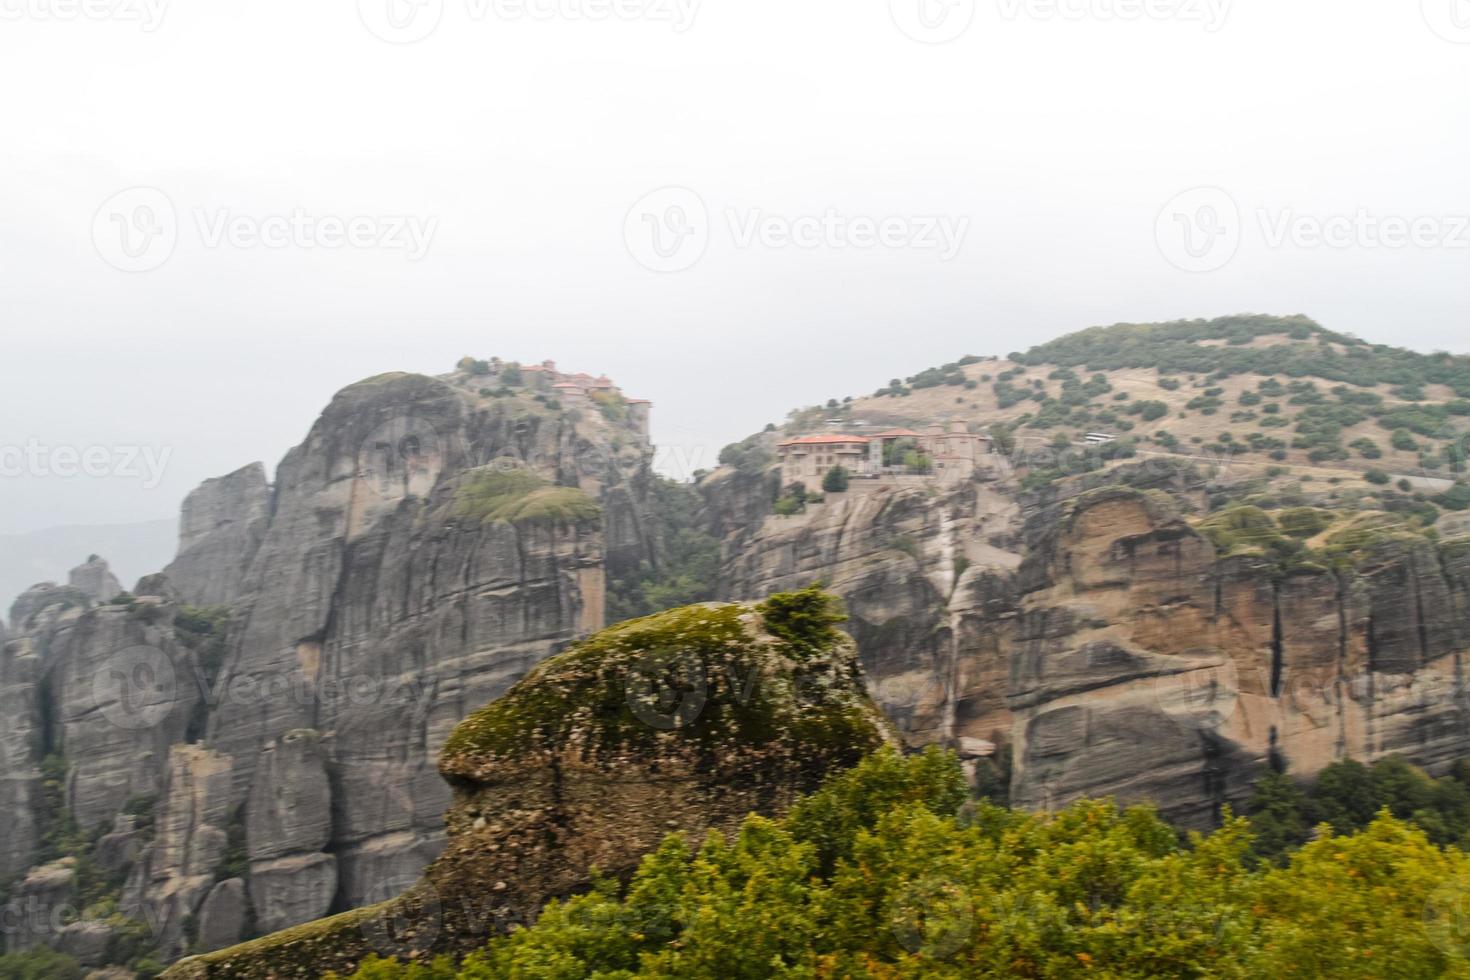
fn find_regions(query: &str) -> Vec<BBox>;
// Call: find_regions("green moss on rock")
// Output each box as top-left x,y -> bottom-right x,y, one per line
452,468 -> 601,529
441,592 -> 881,771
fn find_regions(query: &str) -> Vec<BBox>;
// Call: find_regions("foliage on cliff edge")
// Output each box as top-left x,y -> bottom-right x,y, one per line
333,748 -> 1470,979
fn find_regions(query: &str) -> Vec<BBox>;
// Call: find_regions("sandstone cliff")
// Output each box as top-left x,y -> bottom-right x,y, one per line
711,451 -> 1470,827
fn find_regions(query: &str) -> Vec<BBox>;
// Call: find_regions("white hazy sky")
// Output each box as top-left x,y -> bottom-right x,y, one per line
1,0 -> 1468,536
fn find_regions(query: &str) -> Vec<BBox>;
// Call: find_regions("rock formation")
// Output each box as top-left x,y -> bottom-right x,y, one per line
68,556 -> 123,603
161,591 -> 890,978
711,455 -> 1470,827
7,322 -> 1470,972
163,463 -> 271,608
1,365 -> 656,968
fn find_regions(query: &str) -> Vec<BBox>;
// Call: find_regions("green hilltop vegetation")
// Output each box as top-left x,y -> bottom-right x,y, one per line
1011,314 -> 1470,395
762,314 -> 1470,512
325,749 -> 1470,980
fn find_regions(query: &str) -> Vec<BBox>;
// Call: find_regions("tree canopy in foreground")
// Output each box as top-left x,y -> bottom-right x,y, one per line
330,749 -> 1470,979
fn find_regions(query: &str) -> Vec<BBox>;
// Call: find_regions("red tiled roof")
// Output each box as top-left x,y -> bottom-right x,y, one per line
778,435 -> 870,447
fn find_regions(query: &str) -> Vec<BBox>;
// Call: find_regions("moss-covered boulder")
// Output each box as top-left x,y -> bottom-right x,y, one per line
163,589 -> 891,979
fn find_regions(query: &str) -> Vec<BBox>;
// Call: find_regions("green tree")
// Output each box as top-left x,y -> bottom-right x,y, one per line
821,466 -> 849,493
338,749 -> 1470,980
0,949 -> 85,980
1245,769 -> 1312,862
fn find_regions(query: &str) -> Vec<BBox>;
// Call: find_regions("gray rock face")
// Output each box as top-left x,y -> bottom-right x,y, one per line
195,879 -> 247,953
0,366 -> 656,967
716,475 -> 1021,750
127,746 -> 236,959
197,374 -> 623,915
248,852 -> 337,935
68,557 -> 123,603
3,858 -> 77,953
246,730 -> 331,861
135,572 -> 181,601
8,582 -> 89,632
163,463 -> 271,608
0,636 -> 43,882
43,600 -> 200,833
244,730 -> 336,930
95,816 -> 145,878
54,919 -> 116,966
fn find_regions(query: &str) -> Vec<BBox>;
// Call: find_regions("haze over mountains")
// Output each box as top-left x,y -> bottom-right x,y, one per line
5,314 -> 1470,977
0,520 -> 176,610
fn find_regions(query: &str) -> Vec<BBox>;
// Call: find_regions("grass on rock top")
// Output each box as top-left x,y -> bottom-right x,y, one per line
453,468 -> 601,529
441,591 -> 881,767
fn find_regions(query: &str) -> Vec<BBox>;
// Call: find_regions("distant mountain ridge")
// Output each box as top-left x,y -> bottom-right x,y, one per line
0,519 -> 176,608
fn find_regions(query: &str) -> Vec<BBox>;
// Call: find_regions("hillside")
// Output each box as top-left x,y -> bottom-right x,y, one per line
780,315 -> 1469,497
703,313 -> 1470,835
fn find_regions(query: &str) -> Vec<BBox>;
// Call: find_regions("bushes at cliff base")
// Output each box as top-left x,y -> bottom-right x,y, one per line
332,749 -> 1470,980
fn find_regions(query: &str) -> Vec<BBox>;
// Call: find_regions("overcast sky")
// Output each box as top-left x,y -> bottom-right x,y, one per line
1,0 -> 1467,537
